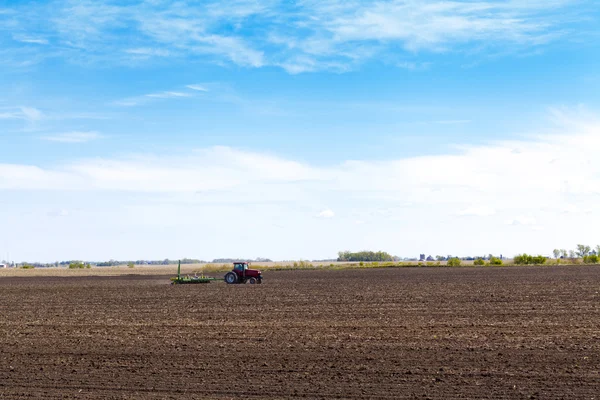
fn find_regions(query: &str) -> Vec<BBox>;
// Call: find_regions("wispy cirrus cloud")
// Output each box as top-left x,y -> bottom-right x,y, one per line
113,82 -> 215,107
13,35 -> 49,45
41,131 -> 102,143
1,0 -> 594,73
114,89 -> 194,107
124,48 -> 171,57
145,91 -> 191,99
397,61 -> 432,71
307,1 -> 562,49
186,84 -> 209,92
0,107 -> 43,121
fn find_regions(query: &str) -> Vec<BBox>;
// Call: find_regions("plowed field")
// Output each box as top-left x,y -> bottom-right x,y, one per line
1,266 -> 599,399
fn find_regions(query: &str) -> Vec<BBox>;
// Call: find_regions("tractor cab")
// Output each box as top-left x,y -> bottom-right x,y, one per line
225,262 -> 263,284
233,262 -> 248,272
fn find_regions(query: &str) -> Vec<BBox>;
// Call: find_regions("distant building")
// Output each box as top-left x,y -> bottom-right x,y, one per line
0,264 -> 6,268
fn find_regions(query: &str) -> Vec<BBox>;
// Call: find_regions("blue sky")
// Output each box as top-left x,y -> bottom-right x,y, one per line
1,0 -> 600,262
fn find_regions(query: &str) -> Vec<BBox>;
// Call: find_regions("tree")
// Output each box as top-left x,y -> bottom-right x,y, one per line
68,261 -> 90,269
560,249 -> 568,258
489,257 -> 503,266
473,258 -> 485,266
447,257 -> 461,267
513,254 -> 546,265
576,244 -> 591,258
553,249 -> 560,259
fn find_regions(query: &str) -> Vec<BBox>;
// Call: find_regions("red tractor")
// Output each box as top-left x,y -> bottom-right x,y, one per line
224,262 -> 263,284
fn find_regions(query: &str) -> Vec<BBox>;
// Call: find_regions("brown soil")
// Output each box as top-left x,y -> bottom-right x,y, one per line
1,266 -> 599,399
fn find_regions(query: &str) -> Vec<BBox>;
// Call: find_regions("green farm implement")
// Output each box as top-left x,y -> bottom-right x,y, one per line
170,261 -> 223,284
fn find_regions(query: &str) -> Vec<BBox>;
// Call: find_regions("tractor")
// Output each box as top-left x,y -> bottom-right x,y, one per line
224,262 -> 263,284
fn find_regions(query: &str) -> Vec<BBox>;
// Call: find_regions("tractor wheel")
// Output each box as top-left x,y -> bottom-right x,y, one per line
224,272 -> 238,284
249,277 -> 257,284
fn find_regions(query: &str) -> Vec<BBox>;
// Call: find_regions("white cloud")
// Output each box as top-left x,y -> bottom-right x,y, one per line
397,61 -> 432,70
13,35 -> 49,45
186,84 -> 209,92
145,91 -> 191,99
0,106 -> 43,121
115,89 -> 194,106
20,107 -> 43,121
42,131 -> 102,143
506,216 -> 537,226
317,209 -> 335,219
113,99 -> 140,107
197,34 -> 265,67
322,2 -> 543,49
125,48 -> 170,57
2,0 -> 590,73
560,204 -> 592,215
3,116 -> 600,199
0,146 -> 323,192
265,0 -> 585,71
47,209 -> 70,217
2,111 -> 600,261
457,206 -> 496,217
0,107 -> 43,131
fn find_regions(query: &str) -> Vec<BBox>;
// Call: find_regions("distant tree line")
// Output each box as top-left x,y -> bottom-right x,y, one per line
414,254 -> 504,262
552,244 -> 600,264
473,257 -> 503,266
12,244 -> 600,269
68,261 -> 91,269
513,254 -> 547,265
95,258 -> 206,267
337,251 -> 394,262
9,258 -> 208,268
212,258 -> 272,263
8,257 -> 279,268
